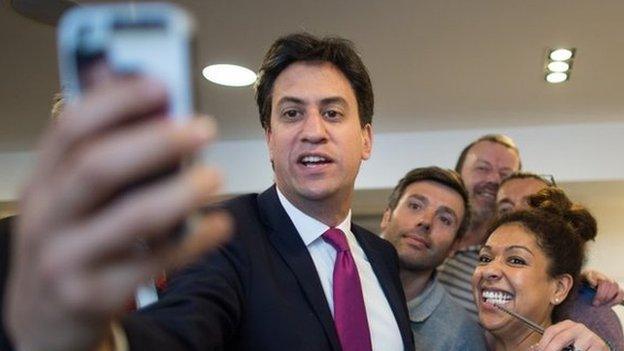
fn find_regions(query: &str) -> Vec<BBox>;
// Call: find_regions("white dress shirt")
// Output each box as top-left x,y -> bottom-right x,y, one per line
276,188 -> 404,351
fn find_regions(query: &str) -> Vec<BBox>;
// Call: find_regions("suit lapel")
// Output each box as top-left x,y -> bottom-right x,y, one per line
352,225 -> 413,350
257,186 -> 341,351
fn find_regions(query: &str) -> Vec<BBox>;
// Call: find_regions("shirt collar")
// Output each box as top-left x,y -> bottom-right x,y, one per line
407,275 -> 446,323
276,186 -> 352,246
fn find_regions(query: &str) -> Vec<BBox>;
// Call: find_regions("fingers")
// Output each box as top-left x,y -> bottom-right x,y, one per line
46,116 -> 216,225
37,165 -> 232,316
165,211 -> 233,268
582,269 -> 600,287
50,211 -> 232,317
593,279 -> 619,306
41,164 -> 225,275
32,75 -> 168,189
538,320 -> 576,351
537,320 -> 608,351
7,70 -> 231,351
581,269 -> 621,306
90,211 -> 231,315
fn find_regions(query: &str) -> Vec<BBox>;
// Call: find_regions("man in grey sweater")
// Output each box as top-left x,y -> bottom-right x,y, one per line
381,167 -> 487,350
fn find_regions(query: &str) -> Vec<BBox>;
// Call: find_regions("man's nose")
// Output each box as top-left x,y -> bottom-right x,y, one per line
485,169 -> 502,184
415,211 -> 433,233
300,111 -> 328,143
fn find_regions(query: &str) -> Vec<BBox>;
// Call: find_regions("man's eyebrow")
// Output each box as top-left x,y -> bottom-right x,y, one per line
276,96 -> 305,106
407,194 -> 428,204
320,96 -> 348,106
436,206 -> 458,221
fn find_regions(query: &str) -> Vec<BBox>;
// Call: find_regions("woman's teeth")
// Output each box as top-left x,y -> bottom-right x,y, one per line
482,290 -> 514,305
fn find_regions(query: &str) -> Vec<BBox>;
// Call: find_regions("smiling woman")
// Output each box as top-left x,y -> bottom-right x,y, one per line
472,192 -> 614,351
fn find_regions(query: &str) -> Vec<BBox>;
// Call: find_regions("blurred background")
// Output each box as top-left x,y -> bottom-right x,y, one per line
1,0 -> 623,321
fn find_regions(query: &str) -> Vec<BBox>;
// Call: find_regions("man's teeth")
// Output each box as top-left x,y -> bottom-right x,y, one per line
479,191 -> 496,199
482,290 -> 514,305
301,156 -> 328,165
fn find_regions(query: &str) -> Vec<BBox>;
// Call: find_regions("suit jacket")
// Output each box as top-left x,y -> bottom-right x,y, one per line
123,186 -> 414,350
0,216 -> 14,351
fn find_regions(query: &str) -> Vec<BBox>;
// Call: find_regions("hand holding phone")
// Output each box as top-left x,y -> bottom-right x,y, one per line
4,4 -> 231,351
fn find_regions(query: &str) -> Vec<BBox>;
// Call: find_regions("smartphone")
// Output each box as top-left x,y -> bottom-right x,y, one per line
58,2 -> 195,119
57,3 -> 197,246
57,3 -> 198,307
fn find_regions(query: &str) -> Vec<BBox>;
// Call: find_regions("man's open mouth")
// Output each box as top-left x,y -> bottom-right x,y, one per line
298,154 -> 332,167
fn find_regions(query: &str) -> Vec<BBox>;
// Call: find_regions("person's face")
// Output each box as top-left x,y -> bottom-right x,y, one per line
265,61 -> 372,208
460,141 -> 520,221
496,178 -> 548,215
472,223 -> 570,335
381,180 -> 465,271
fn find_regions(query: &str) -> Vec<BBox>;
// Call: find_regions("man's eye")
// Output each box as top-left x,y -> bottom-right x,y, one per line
323,110 -> 341,119
439,216 -> 453,226
408,202 -> 422,210
282,109 -> 301,118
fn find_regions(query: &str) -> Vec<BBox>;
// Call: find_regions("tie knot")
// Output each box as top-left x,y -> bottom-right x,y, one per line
322,228 -> 350,252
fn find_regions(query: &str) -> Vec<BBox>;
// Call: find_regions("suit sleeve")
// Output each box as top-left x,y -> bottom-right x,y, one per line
121,236 -> 249,351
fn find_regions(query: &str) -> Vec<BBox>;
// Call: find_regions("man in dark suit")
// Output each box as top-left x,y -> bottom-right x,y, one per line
5,33 -> 413,351
120,32 -> 413,351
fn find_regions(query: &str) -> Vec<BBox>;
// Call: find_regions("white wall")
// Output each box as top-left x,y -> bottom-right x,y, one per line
0,151 -> 35,201
210,121 -> 624,194
2,121 -> 624,200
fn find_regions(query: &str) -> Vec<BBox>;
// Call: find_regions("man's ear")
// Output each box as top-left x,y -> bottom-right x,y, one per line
380,208 -> 392,232
264,127 -> 273,161
551,273 -> 574,305
361,123 -> 373,161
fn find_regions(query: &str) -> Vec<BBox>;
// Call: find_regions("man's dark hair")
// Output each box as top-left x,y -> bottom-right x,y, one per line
500,171 -> 556,188
255,32 -> 374,130
386,166 -> 471,239
454,134 -> 521,174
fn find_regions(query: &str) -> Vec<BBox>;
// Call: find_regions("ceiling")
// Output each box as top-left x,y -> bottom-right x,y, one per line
2,0 -> 624,152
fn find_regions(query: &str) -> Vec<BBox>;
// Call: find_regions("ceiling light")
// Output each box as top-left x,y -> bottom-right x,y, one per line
547,61 -> 570,73
549,48 -> 573,61
546,72 -> 568,84
202,64 -> 257,87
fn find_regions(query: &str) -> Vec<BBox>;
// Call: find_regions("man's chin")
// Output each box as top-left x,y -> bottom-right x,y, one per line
398,256 -> 434,272
293,183 -> 343,202
472,200 -> 497,222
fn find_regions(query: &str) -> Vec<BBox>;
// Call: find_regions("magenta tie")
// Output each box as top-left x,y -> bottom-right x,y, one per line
322,228 -> 373,351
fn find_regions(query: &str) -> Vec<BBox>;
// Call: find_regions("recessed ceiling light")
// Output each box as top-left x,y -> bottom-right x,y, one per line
549,48 -> 573,61
547,61 -> 570,73
546,72 -> 568,84
202,64 -> 257,87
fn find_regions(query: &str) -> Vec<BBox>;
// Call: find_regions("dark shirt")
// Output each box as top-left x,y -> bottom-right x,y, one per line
558,282 -> 624,351
0,216 -> 14,350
